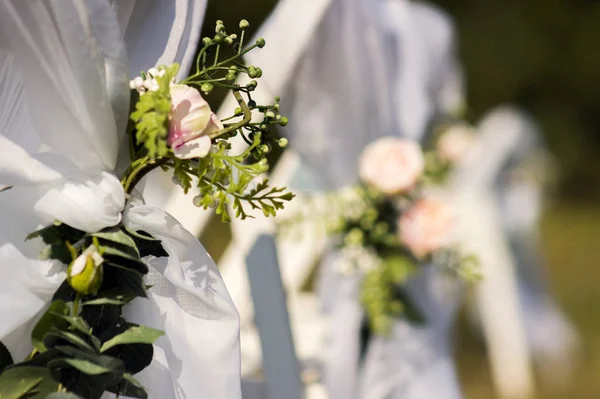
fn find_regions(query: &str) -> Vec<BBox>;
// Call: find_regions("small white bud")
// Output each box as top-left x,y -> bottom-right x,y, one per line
147,81 -> 160,92
133,76 -> 144,89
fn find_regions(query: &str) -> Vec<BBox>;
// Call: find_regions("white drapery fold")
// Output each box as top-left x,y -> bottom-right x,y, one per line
0,1 -> 242,398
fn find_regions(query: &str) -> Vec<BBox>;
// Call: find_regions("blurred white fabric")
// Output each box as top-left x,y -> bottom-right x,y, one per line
0,1 -> 241,398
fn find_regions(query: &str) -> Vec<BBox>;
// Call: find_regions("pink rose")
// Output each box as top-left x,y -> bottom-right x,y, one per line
168,84 -> 224,159
436,124 -> 475,163
398,198 -> 454,257
358,137 -> 424,195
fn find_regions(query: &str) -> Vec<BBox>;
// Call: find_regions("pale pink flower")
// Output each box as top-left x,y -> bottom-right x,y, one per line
168,84 -> 224,159
358,137 -> 424,195
436,124 -> 475,163
399,198 -> 454,257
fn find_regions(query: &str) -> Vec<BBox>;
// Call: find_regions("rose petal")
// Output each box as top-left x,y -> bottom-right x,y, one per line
172,135 -> 212,160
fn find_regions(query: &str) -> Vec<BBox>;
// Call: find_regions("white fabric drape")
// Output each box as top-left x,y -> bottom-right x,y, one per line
0,1 -> 241,398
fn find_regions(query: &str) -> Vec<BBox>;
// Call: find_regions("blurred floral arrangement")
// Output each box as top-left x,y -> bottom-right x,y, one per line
280,137 -> 478,334
423,121 -> 476,185
0,20 -> 293,398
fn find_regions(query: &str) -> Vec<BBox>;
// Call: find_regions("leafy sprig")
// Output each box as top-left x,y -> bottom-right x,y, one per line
0,223 -> 168,398
123,20 -> 294,221
130,64 -> 180,158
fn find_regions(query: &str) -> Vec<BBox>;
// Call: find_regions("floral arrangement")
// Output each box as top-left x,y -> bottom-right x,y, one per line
281,137 -> 478,334
0,20 -> 293,399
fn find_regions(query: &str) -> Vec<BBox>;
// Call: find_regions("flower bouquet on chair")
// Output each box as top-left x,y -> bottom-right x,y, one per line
281,137 -> 478,334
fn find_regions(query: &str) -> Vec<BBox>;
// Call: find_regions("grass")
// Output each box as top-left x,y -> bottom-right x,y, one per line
457,201 -> 600,398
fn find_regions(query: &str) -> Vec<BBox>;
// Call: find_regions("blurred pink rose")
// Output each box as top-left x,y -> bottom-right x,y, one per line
399,198 -> 454,257
358,137 -> 424,195
436,124 -> 475,163
168,84 -> 223,159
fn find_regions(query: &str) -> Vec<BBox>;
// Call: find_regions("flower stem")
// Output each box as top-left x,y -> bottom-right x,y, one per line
72,293 -> 82,317
209,90 -> 251,139
120,157 -> 169,195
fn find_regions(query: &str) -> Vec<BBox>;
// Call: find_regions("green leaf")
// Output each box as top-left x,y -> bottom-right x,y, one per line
90,229 -> 140,258
0,341 -> 13,372
100,325 -> 164,352
63,358 -> 113,375
102,245 -> 149,275
82,298 -> 128,306
53,315 -> 92,337
0,366 -> 58,399
31,300 -> 70,353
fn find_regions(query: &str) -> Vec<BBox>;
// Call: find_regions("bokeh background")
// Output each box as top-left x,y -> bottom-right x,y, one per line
200,1 -> 600,397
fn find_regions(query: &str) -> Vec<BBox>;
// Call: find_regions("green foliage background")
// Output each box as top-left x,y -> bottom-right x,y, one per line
201,0 -> 600,397
435,0 -> 600,201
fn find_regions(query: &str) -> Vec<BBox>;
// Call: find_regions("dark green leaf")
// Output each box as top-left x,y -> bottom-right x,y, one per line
107,372 -> 148,399
100,325 -> 164,352
124,228 -> 168,258
43,330 -> 95,353
80,305 -> 121,343
102,247 -> 148,275
31,300 -> 70,353
51,281 -> 75,303
26,223 -> 85,246
39,244 -> 72,265
16,349 -> 61,368
99,264 -> 147,299
48,350 -> 123,399
0,341 -> 13,372
49,346 -> 125,384
104,342 -> 153,375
